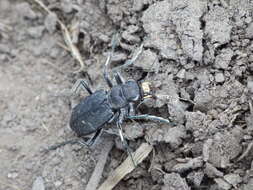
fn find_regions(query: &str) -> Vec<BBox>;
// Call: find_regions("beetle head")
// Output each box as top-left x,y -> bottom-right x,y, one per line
122,80 -> 141,102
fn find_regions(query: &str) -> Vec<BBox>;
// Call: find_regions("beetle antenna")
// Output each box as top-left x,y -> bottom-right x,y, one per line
104,33 -> 120,88
112,44 -> 144,72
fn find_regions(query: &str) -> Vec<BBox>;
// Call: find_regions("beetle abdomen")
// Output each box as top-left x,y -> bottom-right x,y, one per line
70,90 -> 114,136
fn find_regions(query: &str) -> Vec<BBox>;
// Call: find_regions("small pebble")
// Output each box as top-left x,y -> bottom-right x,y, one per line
54,180 -> 63,187
44,13 -> 58,34
224,173 -> 242,187
32,176 -> 45,190
61,0 -> 73,13
215,73 -> 225,83
111,52 -> 127,63
27,26 -> 45,38
7,172 -> 18,179
16,2 -> 37,19
247,80 -> 253,93
246,22 -> 253,39
214,178 -> 231,190
177,69 -> 186,79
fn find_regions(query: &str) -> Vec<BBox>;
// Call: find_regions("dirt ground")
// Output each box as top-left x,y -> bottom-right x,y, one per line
1,0 -> 253,189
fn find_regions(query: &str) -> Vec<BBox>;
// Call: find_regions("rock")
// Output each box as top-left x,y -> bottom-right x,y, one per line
206,132 -> 242,168
134,49 -> 158,71
194,89 -> 213,112
61,0 -> 73,14
7,172 -> 18,179
243,178 -> 253,190
204,163 -> 224,178
177,69 -> 186,79
185,71 -> 195,81
247,79 -> 253,93
16,2 -> 37,20
132,0 -> 144,11
98,34 -> 110,43
163,125 -> 187,149
185,111 -> 209,140
187,171 -> 204,187
215,73 -> 225,83
203,139 -> 213,162
145,125 -> 187,148
111,52 -> 127,63
229,0 -> 253,27
150,164 -> 164,183
44,13 -> 58,34
32,177 -> 45,190
224,173 -> 242,187
127,25 -> 139,34
0,44 -> 11,54
167,101 -> 187,125
141,0 -> 206,61
204,6 -> 232,45
122,31 -> 141,43
54,180 -> 63,187
162,173 -> 190,190
246,114 -> 253,132
27,26 -> 45,38
145,126 -> 163,145
124,123 -> 144,140
246,22 -> 253,39
172,157 -> 203,173
106,3 -> 123,23
214,48 -> 234,69
214,178 -> 231,190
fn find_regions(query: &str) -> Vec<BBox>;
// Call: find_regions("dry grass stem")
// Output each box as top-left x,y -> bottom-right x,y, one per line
98,143 -> 153,190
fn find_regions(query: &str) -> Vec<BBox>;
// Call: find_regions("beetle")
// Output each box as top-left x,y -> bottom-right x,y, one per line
47,37 -> 172,165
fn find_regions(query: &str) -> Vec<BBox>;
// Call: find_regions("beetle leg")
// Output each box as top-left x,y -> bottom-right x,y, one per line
103,34 -> 119,88
127,114 -> 174,126
72,79 -> 93,94
129,103 -> 135,116
104,53 -> 114,88
79,129 -> 103,147
108,112 -> 120,123
113,71 -> 125,84
45,129 -> 103,151
112,44 -> 144,72
119,107 -> 129,124
116,122 -> 137,167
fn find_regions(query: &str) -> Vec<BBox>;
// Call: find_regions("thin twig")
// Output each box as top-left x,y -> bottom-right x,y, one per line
98,143 -> 153,190
85,137 -> 114,190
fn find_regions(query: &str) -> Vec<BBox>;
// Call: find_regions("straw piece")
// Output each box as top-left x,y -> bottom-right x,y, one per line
98,143 -> 153,190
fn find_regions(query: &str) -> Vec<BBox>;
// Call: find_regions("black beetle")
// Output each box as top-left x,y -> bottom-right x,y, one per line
47,38 -> 172,165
